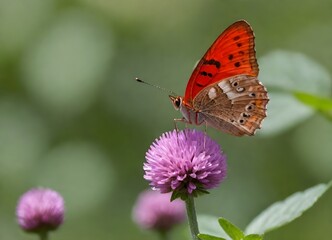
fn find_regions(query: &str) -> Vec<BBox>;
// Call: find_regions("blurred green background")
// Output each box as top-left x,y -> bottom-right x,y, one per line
1,0 -> 332,239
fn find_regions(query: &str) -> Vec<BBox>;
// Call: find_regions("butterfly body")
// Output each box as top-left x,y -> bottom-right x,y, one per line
170,20 -> 268,136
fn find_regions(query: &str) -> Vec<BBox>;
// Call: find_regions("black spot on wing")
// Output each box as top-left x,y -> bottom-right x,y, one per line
233,36 -> 240,41
199,71 -> 213,78
201,71 -> 208,76
204,59 -> 221,69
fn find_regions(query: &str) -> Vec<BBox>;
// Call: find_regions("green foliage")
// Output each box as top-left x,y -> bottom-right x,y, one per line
171,186 -> 210,201
294,92 -> 332,111
243,234 -> 263,240
294,92 -> 332,120
245,182 -> 331,234
197,215 -> 229,239
198,217 -> 263,240
260,51 -> 331,95
218,218 -> 244,240
258,50 -> 332,136
198,233 -> 226,240
198,183 -> 330,240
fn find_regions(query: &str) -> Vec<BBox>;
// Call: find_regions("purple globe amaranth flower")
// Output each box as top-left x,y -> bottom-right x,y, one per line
144,129 -> 227,200
16,188 -> 64,233
132,189 -> 186,232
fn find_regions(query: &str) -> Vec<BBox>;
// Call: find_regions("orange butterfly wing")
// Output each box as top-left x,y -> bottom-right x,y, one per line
183,20 -> 259,104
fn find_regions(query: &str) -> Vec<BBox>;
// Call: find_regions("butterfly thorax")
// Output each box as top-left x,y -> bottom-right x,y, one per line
170,95 -> 205,125
181,100 -> 206,125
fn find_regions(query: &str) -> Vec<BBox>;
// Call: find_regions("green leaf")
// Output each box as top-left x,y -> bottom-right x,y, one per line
170,190 -> 182,201
198,233 -> 227,240
197,215 -> 229,239
218,218 -> 244,240
245,183 -> 330,235
258,50 -> 332,136
170,186 -> 210,201
260,50 -> 331,95
294,92 -> 332,111
243,234 -> 263,240
259,92 -> 313,136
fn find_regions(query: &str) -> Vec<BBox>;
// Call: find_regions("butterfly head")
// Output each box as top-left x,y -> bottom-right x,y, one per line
169,95 -> 182,111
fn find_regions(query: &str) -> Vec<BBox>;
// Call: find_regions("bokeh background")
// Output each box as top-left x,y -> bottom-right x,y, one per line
1,0 -> 331,239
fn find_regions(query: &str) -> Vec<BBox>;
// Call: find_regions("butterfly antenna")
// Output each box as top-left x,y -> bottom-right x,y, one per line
135,77 -> 178,96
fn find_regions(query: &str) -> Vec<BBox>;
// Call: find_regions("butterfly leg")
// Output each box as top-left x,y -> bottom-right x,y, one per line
173,118 -> 187,132
173,117 -> 190,141
203,121 -> 208,148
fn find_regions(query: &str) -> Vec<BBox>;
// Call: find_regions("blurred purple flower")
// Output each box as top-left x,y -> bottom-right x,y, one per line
144,129 -> 227,199
16,188 -> 64,233
132,190 -> 186,232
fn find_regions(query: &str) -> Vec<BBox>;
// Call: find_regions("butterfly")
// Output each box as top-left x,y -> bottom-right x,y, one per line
170,20 -> 269,136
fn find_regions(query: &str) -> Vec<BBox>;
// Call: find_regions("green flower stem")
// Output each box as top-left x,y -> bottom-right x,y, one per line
39,231 -> 48,240
185,195 -> 200,240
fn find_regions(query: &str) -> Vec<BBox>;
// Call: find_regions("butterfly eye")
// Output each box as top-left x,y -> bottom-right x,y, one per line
175,98 -> 181,108
169,96 -> 182,110
172,97 -> 182,110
